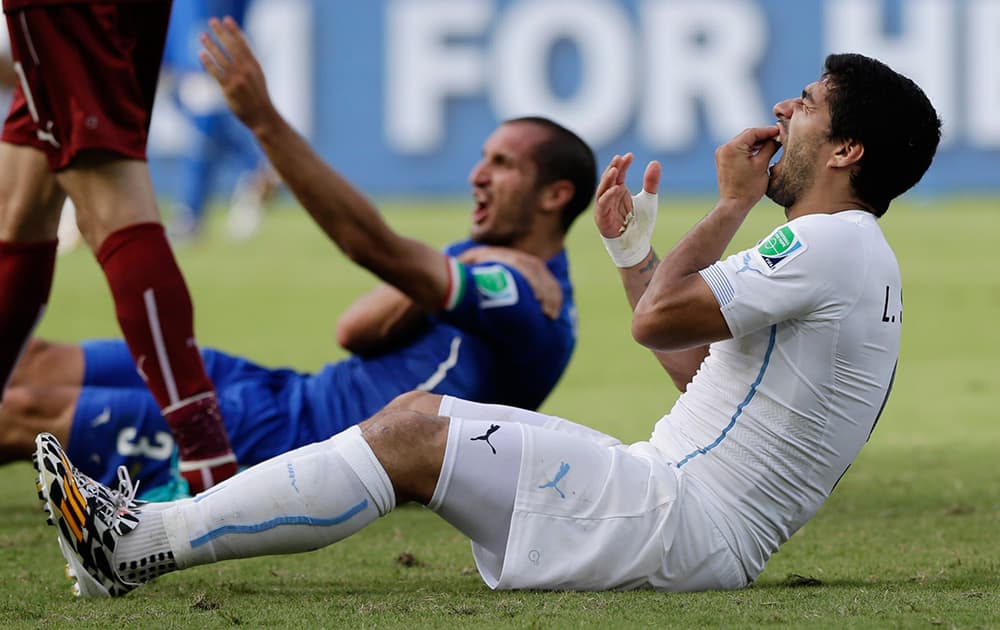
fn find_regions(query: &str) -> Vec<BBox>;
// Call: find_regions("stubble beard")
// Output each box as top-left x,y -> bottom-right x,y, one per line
765,142 -> 816,209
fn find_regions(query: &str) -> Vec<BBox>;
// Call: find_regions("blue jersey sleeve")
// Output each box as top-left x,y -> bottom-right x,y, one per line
434,242 -> 576,410
437,258 -> 552,341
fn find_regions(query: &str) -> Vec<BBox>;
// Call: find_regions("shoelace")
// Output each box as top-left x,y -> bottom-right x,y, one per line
113,466 -> 141,510
72,465 -> 143,528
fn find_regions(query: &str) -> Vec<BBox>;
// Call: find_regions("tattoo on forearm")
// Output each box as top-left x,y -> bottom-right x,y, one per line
639,253 -> 659,289
639,254 -> 659,275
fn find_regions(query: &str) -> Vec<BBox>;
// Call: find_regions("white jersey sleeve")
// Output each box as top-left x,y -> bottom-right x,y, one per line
700,213 -> 867,339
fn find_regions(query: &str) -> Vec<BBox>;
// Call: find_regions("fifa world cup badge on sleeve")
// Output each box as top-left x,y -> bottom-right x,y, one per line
756,225 -> 807,272
472,264 -> 519,308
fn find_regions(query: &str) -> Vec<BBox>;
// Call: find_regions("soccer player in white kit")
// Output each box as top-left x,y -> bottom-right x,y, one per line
33,45 -> 941,597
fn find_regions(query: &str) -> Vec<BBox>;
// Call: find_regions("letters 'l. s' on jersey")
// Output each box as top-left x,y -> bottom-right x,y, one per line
652,210 -> 901,582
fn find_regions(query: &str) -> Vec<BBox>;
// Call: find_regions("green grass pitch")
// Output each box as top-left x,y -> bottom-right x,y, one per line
1,195 -> 997,628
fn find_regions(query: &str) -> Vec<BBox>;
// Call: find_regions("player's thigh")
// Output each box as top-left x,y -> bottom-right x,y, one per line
440,395 -> 623,447
477,427 -> 681,591
3,4 -> 169,169
0,385 -> 76,462
4,4 -> 171,246
9,338 -> 85,388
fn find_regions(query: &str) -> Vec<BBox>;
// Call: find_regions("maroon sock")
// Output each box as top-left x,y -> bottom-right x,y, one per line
0,240 -> 57,390
96,222 -> 217,407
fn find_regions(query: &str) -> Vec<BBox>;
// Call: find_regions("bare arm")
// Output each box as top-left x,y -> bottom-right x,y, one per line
631,126 -> 782,351
594,155 -> 709,389
336,244 -> 564,355
335,285 -> 426,355
200,18 -> 450,312
621,251 -> 709,390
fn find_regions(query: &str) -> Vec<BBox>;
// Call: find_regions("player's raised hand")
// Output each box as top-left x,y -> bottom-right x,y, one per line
199,16 -> 275,133
458,247 -> 563,319
595,154 -> 661,268
714,125 -> 781,208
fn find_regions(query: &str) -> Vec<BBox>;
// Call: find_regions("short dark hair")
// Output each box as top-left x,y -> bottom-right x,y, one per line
506,116 -> 597,233
822,53 -> 942,216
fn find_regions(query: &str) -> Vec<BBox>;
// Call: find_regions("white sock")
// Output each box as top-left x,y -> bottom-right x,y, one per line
115,503 -> 177,583
157,426 -> 395,569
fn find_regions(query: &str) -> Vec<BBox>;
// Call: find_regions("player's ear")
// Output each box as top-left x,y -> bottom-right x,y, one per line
829,138 -> 864,169
540,180 -> 574,214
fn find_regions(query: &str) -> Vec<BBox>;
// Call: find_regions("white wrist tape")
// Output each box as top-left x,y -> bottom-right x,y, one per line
601,189 -> 658,268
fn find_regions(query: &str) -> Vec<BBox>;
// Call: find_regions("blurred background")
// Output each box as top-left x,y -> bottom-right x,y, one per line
146,0 -> 1000,206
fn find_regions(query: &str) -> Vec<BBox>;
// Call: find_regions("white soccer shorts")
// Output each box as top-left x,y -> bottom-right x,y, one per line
469,423 -> 746,592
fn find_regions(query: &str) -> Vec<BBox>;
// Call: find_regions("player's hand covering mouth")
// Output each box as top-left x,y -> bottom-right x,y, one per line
768,122 -> 785,175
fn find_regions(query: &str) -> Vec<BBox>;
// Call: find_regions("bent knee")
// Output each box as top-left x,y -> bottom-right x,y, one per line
382,391 -> 443,416
360,409 -> 449,503
362,408 -> 448,444
0,385 -> 40,414
0,387 -> 49,462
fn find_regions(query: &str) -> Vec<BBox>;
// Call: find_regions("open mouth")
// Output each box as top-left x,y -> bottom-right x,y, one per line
768,125 -> 785,174
472,192 -> 489,224
768,145 -> 785,177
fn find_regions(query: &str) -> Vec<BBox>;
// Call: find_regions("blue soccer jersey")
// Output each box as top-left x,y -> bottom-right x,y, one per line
68,241 -> 576,498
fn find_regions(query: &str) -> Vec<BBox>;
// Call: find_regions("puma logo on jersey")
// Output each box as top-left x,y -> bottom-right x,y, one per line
470,424 -> 501,454
736,252 -> 763,275
538,462 -> 571,499
36,121 -> 61,148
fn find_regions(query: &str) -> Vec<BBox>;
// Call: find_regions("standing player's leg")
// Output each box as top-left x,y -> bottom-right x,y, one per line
0,143 -> 65,392
2,3 -> 237,493
58,157 -> 238,493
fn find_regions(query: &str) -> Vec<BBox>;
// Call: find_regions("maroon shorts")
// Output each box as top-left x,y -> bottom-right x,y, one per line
1,1 -> 172,171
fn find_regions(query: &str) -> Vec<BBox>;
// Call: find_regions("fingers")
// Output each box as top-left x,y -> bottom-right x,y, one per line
198,27 -> 229,78
736,125 -> 780,148
211,16 -> 254,61
540,292 -> 562,319
752,138 -> 782,165
199,16 -> 255,77
596,153 -> 633,199
642,160 -> 661,195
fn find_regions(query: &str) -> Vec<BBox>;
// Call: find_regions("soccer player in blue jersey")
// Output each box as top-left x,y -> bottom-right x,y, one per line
0,26 -> 595,499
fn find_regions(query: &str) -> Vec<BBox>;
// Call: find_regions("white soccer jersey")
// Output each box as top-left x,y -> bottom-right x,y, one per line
651,209 -> 902,582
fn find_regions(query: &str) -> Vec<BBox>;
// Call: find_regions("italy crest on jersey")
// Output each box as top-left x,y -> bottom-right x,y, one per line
472,264 -> 519,308
756,225 -> 807,271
